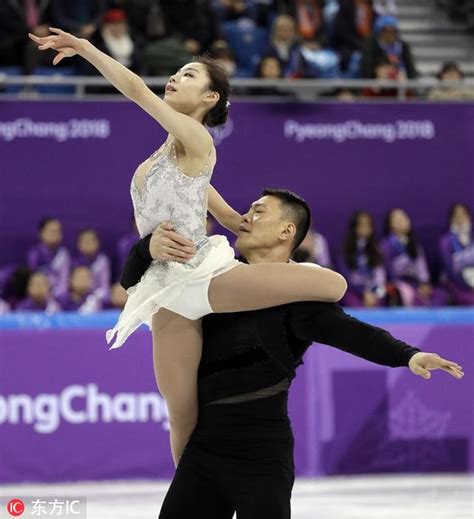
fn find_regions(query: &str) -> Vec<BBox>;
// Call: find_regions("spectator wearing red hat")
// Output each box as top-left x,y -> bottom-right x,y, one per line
82,8 -> 142,78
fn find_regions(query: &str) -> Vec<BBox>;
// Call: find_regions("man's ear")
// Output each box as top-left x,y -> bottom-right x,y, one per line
281,222 -> 297,243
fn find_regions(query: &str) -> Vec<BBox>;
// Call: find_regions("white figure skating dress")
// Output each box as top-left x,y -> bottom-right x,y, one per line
106,138 -> 239,349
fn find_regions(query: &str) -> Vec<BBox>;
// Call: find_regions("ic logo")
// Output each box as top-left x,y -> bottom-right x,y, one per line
7,499 -> 25,516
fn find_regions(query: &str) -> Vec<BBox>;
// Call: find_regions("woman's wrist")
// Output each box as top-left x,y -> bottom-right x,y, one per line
77,38 -> 92,58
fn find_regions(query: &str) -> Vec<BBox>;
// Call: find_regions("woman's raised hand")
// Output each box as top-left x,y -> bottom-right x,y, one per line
28,27 -> 84,65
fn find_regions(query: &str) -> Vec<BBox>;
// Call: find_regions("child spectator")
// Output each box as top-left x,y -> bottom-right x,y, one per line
27,217 -> 71,298
292,228 -> 332,267
73,228 -> 111,303
16,272 -> 61,313
59,266 -> 102,313
361,14 -> 417,79
340,210 -> 386,307
439,203 -> 474,305
381,209 -> 448,306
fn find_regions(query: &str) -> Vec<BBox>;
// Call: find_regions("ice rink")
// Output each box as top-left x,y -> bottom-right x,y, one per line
1,474 -> 472,518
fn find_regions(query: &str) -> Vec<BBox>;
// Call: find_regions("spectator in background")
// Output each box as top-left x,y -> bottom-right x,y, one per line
381,209 -> 448,306
292,0 -> 325,42
332,0 -> 375,72
73,228 -> 111,303
50,0 -> 106,39
214,0 -> 257,22
361,15 -> 417,79
210,39 -> 237,77
440,203 -> 474,305
340,210 -> 386,307
85,9 -> 141,73
16,271 -> 61,312
0,0 -> 53,72
292,228 -> 332,267
116,217 -> 140,279
362,56 -> 400,97
27,217 -> 71,299
429,61 -> 474,101
266,14 -> 300,76
59,266 -> 102,312
160,0 -> 223,54
122,0 -> 168,42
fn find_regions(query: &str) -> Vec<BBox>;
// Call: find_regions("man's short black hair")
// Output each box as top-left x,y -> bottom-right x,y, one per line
38,217 -> 59,232
261,188 -> 312,252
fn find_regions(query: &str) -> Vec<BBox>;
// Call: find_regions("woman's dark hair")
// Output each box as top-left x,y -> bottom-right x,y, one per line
383,208 -> 419,259
343,211 -> 382,269
448,202 -> 472,226
194,55 -> 230,127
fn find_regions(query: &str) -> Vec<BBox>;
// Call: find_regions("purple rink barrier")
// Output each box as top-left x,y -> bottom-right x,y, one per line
0,101 -> 473,269
0,309 -> 472,483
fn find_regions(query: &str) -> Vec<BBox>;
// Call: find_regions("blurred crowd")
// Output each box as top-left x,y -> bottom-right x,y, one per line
0,202 -> 472,314
1,0 -> 473,99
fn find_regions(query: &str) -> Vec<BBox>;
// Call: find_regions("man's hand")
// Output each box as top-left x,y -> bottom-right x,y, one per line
150,222 -> 196,262
409,352 -> 464,380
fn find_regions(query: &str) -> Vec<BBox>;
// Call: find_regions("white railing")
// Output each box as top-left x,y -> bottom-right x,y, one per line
1,75 -> 474,101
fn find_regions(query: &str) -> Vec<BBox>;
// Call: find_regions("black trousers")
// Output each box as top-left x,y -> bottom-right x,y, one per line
159,391 -> 295,519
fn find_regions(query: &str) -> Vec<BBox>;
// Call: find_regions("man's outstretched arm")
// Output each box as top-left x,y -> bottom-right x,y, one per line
289,302 -> 463,379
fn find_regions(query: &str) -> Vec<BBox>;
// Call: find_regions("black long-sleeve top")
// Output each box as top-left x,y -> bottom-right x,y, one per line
121,235 -> 422,405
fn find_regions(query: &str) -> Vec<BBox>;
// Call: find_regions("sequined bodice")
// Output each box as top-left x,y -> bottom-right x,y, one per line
131,140 -> 214,243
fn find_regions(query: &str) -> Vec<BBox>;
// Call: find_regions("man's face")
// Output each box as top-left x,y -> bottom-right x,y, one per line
235,196 -> 289,255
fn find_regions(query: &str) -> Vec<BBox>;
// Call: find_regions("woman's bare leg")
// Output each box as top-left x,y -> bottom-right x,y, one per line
152,308 -> 202,467
208,263 -> 347,312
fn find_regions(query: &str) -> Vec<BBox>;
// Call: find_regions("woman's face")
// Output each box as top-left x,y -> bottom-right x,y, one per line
164,62 -> 218,117
274,17 -> 296,43
78,231 -> 99,256
40,220 -> 62,248
390,209 -> 411,235
356,214 -> 373,239
451,205 -> 471,228
28,273 -> 50,300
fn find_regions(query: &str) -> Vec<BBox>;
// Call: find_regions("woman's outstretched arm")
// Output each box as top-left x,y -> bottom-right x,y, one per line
208,185 -> 241,235
28,28 -> 212,157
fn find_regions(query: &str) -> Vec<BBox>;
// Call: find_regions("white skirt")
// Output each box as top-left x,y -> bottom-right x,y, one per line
106,235 -> 239,350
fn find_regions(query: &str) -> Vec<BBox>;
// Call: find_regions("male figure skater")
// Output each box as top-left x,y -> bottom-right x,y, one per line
121,188 -> 464,519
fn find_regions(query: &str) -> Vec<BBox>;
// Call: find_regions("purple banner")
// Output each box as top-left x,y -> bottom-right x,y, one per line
1,101 -> 473,268
0,315 -> 472,483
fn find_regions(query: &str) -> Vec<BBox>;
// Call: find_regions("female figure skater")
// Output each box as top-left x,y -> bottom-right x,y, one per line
29,28 -> 347,466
